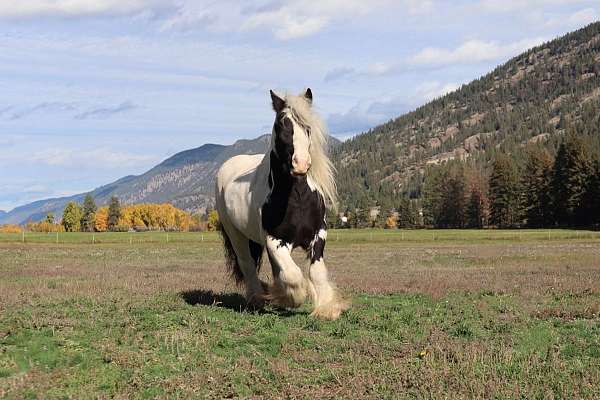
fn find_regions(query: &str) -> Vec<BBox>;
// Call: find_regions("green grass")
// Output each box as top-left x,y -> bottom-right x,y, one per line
0,231 -> 598,398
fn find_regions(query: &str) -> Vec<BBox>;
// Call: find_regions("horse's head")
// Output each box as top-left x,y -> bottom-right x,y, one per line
270,88 -> 313,177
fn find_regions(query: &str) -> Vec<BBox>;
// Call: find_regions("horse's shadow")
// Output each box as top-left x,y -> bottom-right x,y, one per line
179,289 -> 298,317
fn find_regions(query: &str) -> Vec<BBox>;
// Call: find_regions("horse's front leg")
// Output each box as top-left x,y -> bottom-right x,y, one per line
308,229 -> 349,320
265,235 -> 307,308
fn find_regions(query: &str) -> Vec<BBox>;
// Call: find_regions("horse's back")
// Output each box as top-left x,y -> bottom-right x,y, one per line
216,154 -> 268,242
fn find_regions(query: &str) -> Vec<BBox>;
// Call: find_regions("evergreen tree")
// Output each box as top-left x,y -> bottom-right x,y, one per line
439,165 -> 467,228
422,166 -> 444,227
45,212 -> 55,225
581,159 -> 600,227
107,196 -> 122,231
396,197 -> 413,228
552,132 -> 593,226
489,153 -> 522,228
62,202 -> 83,232
81,194 -> 97,232
522,147 -> 554,227
467,185 -> 488,228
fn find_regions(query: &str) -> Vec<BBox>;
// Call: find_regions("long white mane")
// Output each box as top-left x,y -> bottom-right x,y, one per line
278,92 -> 337,210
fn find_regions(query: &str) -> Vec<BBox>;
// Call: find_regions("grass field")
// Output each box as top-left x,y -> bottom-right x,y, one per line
0,230 -> 599,398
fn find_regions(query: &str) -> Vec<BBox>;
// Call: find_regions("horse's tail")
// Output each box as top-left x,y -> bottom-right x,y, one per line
219,222 -> 244,285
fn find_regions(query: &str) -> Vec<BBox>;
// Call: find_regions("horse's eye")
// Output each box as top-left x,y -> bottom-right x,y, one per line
282,117 -> 292,130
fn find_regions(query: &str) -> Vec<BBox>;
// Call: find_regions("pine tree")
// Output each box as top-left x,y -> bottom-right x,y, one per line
552,132 -> 593,227
107,196 -> 122,231
440,165 -> 467,228
422,166 -> 444,227
522,147 -> 554,227
62,202 -> 83,232
581,159 -> 600,227
81,194 -> 97,232
467,185 -> 489,228
396,197 -> 413,228
489,153 -> 522,228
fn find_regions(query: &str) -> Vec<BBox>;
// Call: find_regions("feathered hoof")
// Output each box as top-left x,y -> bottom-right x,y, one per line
311,297 -> 351,320
264,281 -> 307,309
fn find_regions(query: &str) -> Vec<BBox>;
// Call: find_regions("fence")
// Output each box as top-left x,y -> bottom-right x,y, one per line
0,229 -> 599,245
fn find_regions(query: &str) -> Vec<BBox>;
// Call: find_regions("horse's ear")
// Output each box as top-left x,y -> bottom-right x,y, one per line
270,90 -> 285,113
303,88 -> 313,105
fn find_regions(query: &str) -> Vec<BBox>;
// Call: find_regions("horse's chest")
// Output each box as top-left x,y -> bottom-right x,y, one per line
262,182 -> 325,249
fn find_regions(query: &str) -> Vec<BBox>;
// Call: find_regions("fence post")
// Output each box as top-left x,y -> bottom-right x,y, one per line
92,234 -> 95,244
167,233 -> 169,243
22,231 -> 25,243
56,232 -> 59,244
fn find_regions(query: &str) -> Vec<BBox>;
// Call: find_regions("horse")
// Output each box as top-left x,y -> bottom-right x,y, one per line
215,88 -> 349,320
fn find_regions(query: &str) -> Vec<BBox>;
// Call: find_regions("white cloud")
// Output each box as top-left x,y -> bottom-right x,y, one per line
0,146 -> 158,170
28,147 -> 159,168
0,0 -> 172,19
475,0 -> 590,13
161,0 -> 425,40
409,37 -> 547,67
324,36 -> 547,82
414,81 -> 460,102
545,7 -> 599,28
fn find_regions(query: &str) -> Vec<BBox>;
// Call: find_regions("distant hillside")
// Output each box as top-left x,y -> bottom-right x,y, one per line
0,135 -> 272,224
1,134 -> 342,225
333,21 -> 600,209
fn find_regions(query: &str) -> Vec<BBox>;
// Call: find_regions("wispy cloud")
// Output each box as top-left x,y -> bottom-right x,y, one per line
160,0 -> 430,40
545,7 -> 599,28
327,81 -> 459,135
74,101 -> 137,120
328,97 -> 411,135
8,102 -> 76,120
29,147 -> 158,168
324,36 -> 547,81
0,0 -> 173,19
409,37 -> 547,67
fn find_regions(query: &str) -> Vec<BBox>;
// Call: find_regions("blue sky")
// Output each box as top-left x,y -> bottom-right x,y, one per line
0,0 -> 598,211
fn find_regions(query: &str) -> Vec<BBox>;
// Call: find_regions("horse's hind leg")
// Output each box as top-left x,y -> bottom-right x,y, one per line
220,220 -> 266,308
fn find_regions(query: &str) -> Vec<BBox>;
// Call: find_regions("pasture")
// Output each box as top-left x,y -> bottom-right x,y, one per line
0,230 -> 598,399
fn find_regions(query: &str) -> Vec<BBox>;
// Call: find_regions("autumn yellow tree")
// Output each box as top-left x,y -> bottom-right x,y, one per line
207,209 -> 220,231
109,203 -> 192,232
384,214 -> 398,229
95,207 -> 108,232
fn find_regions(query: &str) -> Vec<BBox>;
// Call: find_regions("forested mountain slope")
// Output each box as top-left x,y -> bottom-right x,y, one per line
332,21 -> 600,210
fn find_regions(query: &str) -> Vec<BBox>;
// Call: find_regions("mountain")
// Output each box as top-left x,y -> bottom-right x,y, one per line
0,211 -> 6,218
333,21 -> 600,209
0,135 -> 272,224
0,134 -> 342,225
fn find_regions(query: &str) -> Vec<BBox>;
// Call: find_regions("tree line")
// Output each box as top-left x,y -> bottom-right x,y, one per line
420,130 -> 599,229
23,195 -> 221,233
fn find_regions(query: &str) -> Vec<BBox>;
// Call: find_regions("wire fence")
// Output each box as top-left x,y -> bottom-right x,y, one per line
1,229 -> 599,245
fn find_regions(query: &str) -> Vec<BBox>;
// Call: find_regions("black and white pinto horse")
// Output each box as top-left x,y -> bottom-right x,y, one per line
215,89 -> 348,320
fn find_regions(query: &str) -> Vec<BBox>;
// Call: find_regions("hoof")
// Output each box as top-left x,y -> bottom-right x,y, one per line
264,281 -> 307,309
311,297 -> 351,320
